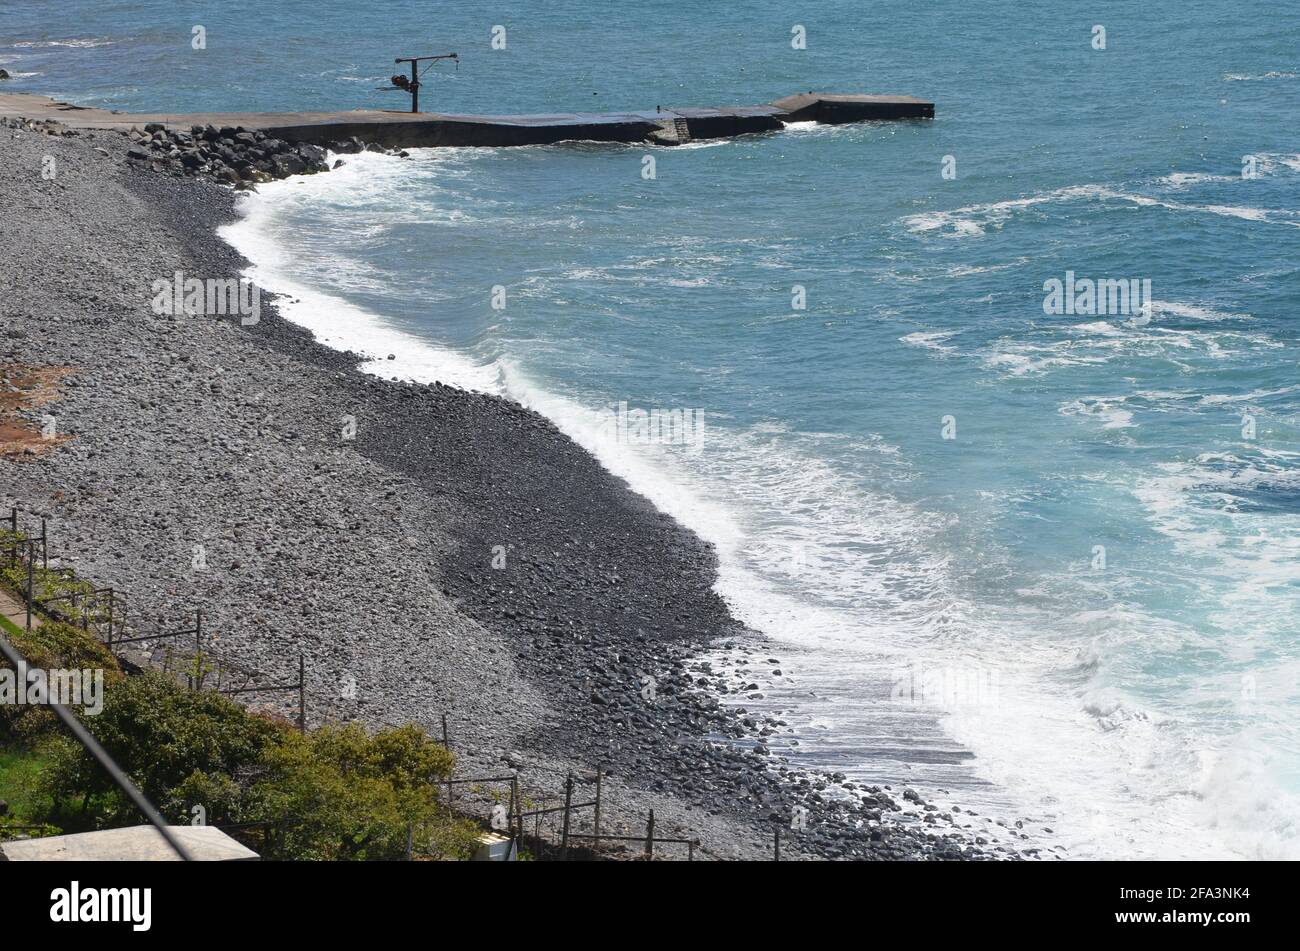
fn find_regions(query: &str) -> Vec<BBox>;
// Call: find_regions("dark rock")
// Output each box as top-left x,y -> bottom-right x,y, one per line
296,143 -> 327,165
271,153 -> 306,176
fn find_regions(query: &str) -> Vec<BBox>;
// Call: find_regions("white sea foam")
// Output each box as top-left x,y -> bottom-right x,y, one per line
216,147 -> 1299,860
1252,152 -> 1300,175
1128,452 -> 1300,858
219,152 -> 502,393
1158,171 -> 1236,188
12,38 -> 114,48
1223,70 -> 1298,81
901,181 -> 1300,238
984,315 -> 1278,377
1149,299 -> 1250,322
900,330 -> 958,353
1060,397 -> 1136,430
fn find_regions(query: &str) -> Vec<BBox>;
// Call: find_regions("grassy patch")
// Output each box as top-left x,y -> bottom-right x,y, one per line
0,610 -> 24,639
0,744 -> 62,837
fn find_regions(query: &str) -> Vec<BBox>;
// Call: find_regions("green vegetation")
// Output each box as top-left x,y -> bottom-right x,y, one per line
1,610 -> 122,746
0,745 -> 60,836
1,560 -> 480,859
0,557 -> 103,629
35,675 -> 480,859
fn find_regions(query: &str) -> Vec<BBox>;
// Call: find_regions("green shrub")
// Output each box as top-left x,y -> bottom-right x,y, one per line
39,672 -> 277,825
5,619 -> 121,677
35,673 -> 479,859
251,723 -> 477,860
1,617 -> 122,743
0,743 -> 61,838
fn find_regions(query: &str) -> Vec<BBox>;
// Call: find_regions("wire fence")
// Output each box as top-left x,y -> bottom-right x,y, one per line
1,506 -> 773,861
3,507 -> 308,728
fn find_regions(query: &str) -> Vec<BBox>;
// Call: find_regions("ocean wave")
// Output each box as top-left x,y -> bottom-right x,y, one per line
898,185 -> 1112,237
1057,386 -> 1300,427
900,330 -> 958,353
900,181 -> 1300,238
984,318 -> 1281,377
11,37 -> 115,49
218,157 -> 502,394
1252,152 -> 1300,175
1157,171 -> 1236,189
1223,70 -> 1298,81
1059,397 -> 1136,430
1087,186 -> 1300,227
1198,384 -> 1300,406
1149,299 -> 1250,322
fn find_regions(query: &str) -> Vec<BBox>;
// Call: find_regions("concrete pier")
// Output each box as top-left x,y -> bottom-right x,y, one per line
0,91 -> 932,148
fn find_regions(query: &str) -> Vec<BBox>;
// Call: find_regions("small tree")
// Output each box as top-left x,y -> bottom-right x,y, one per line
250,723 -> 477,860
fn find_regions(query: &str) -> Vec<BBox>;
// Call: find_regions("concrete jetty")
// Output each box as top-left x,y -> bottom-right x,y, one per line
0,91 -> 932,148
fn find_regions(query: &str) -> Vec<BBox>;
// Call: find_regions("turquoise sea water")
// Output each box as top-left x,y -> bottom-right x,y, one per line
6,1 -> 1299,858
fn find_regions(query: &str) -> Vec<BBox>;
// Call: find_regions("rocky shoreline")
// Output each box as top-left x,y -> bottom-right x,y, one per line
0,117 -> 1032,860
121,120 -> 410,186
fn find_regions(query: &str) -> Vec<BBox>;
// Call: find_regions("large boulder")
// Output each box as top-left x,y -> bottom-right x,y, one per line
271,153 -> 306,176
296,143 -> 327,165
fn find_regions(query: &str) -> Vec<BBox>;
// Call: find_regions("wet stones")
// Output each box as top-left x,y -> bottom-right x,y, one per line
120,122 -> 398,187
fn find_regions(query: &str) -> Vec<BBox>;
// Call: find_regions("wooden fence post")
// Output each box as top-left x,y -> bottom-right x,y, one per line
25,542 -> 34,631
594,764 -> 603,846
193,609 -> 203,691
560,773 -> 574,860
645,809 -> 655,860
774,827 -> 780,861
512,774 -> 522,843
297,653 -> 306,732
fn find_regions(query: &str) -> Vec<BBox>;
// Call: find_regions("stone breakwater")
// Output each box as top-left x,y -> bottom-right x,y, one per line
2,114 -> 401,188
0,119 -> 1044,860
122,122 -> 408,187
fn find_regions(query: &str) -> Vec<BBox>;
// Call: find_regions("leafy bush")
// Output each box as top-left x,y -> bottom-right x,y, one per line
4,619 -> 121,677
1,617 -> 122,743
36,673 -> 479,859
250,723 -> 476,860
38,672 -> 276,826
